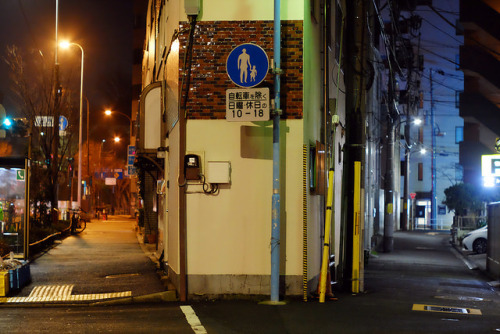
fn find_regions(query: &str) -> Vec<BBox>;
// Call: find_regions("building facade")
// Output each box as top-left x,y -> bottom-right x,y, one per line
459,0 -> 500,189
135,0 -> 401,300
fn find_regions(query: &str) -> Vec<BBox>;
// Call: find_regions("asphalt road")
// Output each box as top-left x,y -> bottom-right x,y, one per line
1,225 -> 498,333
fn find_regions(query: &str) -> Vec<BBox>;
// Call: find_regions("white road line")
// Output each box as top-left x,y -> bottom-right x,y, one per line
180,305 -> 208,334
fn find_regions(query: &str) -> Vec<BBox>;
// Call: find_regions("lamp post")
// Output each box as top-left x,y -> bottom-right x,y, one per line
104,109 -> 132,140
401,117 -> 422,231
60,41 -> 84,208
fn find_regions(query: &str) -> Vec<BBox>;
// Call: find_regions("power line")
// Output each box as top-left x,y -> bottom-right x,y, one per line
421,18 -> 462,45
419,46 -> 459,67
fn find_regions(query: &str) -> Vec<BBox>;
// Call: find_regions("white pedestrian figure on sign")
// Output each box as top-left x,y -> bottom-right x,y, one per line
238,48 -> 252,83
250,65 -> 257,82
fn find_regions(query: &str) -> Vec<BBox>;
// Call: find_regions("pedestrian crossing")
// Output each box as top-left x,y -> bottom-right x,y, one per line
1,284 -> 132,303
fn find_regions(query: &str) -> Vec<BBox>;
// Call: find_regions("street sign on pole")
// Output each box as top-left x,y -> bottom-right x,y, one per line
226,43 -> 269,88
35,116 -> 54,127
226,87 -> 270,122
16,170 -> 25,181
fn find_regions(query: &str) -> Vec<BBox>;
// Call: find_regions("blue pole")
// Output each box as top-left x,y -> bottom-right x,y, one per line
271,0 -> 281,303
430,69 -> 437,229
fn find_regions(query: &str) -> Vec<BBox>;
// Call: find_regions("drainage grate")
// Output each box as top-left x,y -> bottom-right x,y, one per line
413,304 -> 482,315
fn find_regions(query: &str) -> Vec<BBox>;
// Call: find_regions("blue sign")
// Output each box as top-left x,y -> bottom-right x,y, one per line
226,43 -> 269,88
128,155 -> 135,165
128,145 -> 136,156
59,116 -> 68,131
127,165 -> 137,176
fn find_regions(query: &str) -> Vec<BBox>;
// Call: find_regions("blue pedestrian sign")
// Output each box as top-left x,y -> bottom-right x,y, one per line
226,43 -> 269,88
59,116 -> 68,131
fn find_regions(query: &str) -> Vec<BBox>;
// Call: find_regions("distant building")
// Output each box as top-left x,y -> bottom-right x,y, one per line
400,0 -> 464,228
459,0 -> 500,189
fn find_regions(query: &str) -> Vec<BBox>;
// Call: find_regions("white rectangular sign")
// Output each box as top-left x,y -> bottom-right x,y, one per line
105,177 -> 117,186
35,116 -> 54,127
482,154 -> 500,187
226,88 -> 270,122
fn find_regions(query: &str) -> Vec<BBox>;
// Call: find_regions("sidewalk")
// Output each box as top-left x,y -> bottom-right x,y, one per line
1,215 -> 175,306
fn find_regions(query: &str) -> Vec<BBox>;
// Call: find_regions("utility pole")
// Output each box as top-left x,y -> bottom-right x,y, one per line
383,110 -> 397,252
402,120 -> 410,231
382,1 -> 401,253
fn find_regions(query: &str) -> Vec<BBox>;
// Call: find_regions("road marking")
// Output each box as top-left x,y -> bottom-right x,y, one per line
105,273 -> 141,279
450,247 -> 478,270
413,304 -> 481,315
1,284 -> 131,303
435,295 -> 488,302
180,305 -> 207,334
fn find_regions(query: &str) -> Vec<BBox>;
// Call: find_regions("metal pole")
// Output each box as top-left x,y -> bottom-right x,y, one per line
430,69 -> 436,229
76,44 -> 84,208
270,0 -> 281,303
55,0 -> 58,64
52,0 -> 60,221
402,122 -> 410,231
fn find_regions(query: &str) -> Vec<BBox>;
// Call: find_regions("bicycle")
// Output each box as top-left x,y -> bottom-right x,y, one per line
70,209 -> 87,234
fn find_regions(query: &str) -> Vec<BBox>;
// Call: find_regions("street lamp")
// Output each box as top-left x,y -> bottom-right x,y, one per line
60,41 -> 84,209
104,109 -> 132,140
399,117 -> 423,231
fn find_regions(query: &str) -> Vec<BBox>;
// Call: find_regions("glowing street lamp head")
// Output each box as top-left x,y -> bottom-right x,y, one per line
114,136 -> 121,143
59,40 -> 71,49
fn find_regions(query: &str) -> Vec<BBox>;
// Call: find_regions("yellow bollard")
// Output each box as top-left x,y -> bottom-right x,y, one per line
319,169 -> 334,303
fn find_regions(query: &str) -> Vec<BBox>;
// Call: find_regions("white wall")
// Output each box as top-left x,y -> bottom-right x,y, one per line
185,120 -> 304,276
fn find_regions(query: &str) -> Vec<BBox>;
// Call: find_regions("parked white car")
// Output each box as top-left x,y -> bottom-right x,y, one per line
462,226 -> 488,254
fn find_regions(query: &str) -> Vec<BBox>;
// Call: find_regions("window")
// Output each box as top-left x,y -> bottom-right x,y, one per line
455,163 -> 463,182
455,126 -> 464,144
455,91 -> 462,108
418,163 -> 423,181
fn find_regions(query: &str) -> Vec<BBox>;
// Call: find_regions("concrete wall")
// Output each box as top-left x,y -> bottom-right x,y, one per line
184,120 -> 303,295
487,202 -> 500,279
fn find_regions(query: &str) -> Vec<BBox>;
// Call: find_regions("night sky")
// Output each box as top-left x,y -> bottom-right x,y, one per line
0,0 -> 135,142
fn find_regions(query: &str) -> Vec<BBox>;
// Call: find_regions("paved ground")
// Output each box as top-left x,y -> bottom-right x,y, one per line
2,220 -> 500,333
3,215 -> 168,304
189,231 -> 500,333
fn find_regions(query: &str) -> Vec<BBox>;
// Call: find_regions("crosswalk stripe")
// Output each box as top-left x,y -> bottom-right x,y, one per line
2,285 -> 132,303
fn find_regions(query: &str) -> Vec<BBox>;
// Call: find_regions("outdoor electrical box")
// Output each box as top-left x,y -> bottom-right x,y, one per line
184,154 -> 201,180
207,161 -> 231,184
185,0 -> 200,16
